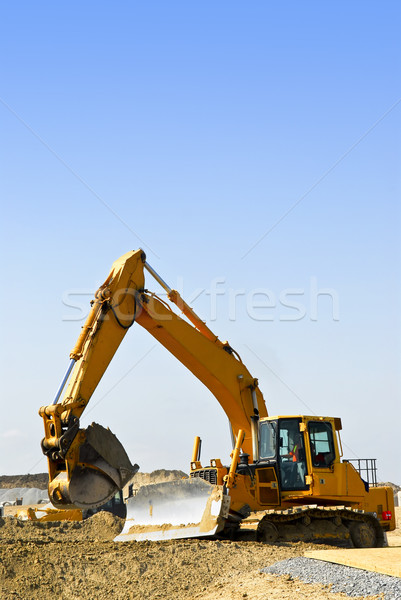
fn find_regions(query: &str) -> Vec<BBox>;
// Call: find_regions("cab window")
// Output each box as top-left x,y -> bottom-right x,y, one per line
308,421 -> 335,467
259,421 -> 277,459
278,419 -> 308,490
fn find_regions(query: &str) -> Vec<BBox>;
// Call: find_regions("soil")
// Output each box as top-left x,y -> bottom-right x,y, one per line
1,473 -> 399,599
0,516 -> 363,600
2,511 -> 399,600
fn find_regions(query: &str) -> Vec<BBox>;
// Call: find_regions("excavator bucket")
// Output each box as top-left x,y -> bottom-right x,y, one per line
115,477 -> 231,542
48,423 -> 139,510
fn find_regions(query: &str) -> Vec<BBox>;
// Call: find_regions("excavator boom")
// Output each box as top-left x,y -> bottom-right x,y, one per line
40,250 -> 266,513
39,249 -> 147,508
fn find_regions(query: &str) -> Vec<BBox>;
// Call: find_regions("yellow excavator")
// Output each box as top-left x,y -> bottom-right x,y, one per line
39,250 -> 395,547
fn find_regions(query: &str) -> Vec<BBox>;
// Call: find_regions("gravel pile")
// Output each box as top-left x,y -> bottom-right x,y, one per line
262,557 -> 401,599
0,487 -> 49,505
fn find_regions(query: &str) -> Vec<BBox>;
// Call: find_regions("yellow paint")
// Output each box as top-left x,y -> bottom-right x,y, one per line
39,249 -> 395,539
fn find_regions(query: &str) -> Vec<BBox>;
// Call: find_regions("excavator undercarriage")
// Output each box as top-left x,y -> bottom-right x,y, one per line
255,506 -> 385,547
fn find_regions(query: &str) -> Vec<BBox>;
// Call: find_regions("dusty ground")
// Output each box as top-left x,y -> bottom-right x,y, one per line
1,510 -> 399,600
1,474 -> 399,599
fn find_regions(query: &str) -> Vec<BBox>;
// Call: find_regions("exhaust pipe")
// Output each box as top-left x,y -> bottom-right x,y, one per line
251,389 -> 259,462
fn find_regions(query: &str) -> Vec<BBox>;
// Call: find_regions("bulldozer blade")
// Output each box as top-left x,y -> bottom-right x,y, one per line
115,477 -> 231,542
49,423 -> 138,510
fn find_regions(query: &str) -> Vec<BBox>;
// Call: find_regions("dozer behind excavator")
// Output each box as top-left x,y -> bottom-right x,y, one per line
40,250 -> 395,547
117,419 -> 394,547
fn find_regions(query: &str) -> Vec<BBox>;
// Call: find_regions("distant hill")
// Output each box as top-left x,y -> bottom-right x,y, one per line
0,470 -> 189,491
380,481 -> 401,495
0,473 -> 48,489
3,472 -> 396,497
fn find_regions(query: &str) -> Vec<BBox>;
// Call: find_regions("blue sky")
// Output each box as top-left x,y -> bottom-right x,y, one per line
1,2 -> 400,483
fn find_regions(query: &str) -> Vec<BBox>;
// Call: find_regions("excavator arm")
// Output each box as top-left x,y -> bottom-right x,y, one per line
39,249 -> 267,510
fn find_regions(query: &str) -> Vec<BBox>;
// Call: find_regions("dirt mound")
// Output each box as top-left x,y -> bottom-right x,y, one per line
0,512 -> 124,543
130,469 -> 187,490
0,473 -> 48,489
80,511 -> 124,540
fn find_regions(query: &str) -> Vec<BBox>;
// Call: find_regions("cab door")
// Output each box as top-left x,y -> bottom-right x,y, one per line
278,419 -> 309,491
307,420 -> 338,495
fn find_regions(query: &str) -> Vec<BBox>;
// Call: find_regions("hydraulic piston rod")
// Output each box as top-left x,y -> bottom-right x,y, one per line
144,260 -> 222,345
52,359 -> 76,405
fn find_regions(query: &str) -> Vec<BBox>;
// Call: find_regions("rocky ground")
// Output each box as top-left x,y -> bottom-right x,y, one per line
0,474 -> 399,600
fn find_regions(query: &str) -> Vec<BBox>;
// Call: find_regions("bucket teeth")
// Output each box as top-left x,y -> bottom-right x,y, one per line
84,423 -> 135,476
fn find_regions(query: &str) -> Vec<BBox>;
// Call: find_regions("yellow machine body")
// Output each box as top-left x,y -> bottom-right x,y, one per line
39,250 -> 395,545
189,415 -> 395,534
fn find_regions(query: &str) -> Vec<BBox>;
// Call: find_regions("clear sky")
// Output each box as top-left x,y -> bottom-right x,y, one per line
1,2 -> 400,484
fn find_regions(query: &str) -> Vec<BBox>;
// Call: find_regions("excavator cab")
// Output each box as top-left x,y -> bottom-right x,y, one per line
259,416 -> 340,494
260,418 -> 309,491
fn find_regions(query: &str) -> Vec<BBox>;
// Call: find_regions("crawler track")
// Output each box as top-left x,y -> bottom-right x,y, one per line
255,505 -> 385,547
